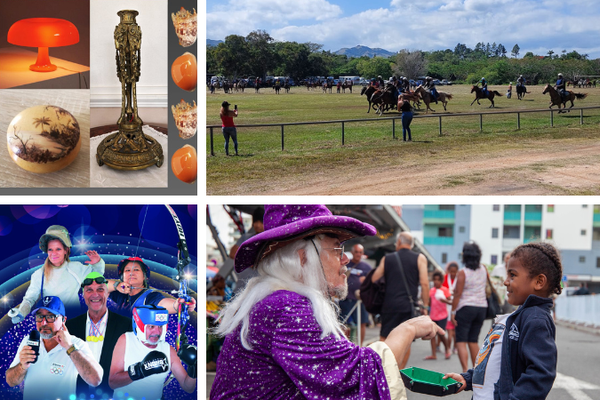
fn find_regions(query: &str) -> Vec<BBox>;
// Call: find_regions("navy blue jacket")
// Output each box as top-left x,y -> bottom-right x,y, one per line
461,295 -> 556,400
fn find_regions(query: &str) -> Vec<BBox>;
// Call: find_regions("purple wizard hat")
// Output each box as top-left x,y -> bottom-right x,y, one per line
234,205 -> 376,273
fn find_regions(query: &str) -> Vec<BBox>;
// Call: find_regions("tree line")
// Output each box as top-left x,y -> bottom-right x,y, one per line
207,30 -> 600,85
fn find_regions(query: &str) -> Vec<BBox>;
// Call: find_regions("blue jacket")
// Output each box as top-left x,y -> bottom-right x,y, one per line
461,295 -> 556,400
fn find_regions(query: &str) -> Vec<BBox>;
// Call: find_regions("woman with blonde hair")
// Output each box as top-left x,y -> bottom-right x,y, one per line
9,225 -> 105,322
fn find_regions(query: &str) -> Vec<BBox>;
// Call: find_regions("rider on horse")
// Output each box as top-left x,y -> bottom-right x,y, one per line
424,76 -> 438,104
387,76 -> 400,103
479,77 -> 489,96
517,75 -> 526,87
556,73 -> 567,101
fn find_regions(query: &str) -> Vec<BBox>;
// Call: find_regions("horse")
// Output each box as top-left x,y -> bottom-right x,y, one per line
273,82 -> 281,94
516,83 -> 528,100
284,82 -> 290,93
342,81 -> 353,93
370,89 -> 397,115
360,85 -> 378,113
470,85 -> 503,108
414,85 -> 453,113
542,84 -> 587,113
397,91 -> 421,111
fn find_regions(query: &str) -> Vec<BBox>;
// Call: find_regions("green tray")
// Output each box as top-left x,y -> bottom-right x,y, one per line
400,366 -> 462,396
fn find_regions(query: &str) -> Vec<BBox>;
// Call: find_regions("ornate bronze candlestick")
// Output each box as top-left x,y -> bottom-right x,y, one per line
96,10 -> 163,170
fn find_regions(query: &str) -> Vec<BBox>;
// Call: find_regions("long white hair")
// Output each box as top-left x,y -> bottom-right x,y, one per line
214,235 -> 345,349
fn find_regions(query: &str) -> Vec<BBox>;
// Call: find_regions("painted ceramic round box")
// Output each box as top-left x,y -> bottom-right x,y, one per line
7,105 -> 81,173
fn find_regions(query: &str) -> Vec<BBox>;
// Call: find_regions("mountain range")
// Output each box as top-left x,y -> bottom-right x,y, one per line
207,39 -> 395,58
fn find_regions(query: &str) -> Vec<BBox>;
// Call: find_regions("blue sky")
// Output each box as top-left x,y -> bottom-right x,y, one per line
206,0 -> 600,59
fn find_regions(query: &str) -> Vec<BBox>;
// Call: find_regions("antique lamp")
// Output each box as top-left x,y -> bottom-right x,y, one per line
7,18 -> 79,72
96,10 -> 163,170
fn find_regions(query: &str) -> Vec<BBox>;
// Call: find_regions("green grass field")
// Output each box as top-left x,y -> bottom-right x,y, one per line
206,84 -> 600,195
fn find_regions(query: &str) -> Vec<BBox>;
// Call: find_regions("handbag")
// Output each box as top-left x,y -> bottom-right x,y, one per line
395,252 -> 421,319
359,268 -> 385,315
485,271 -> 501,320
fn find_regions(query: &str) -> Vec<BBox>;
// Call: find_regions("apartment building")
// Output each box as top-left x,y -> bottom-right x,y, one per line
402,204 -> 600,291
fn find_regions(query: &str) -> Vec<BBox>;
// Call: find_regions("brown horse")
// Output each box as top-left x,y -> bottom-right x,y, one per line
470,86 -> 503,108
342,81 -> 353,93
361,85 -> 378,113
370,89 -> 397,115
414,85 -> 453,113
542,84 -> 587,113
397,91 -> 421,110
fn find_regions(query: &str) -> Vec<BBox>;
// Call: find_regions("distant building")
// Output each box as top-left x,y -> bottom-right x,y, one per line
402,204 -> 600,292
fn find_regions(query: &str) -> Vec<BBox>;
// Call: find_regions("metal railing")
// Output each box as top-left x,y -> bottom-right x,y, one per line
207,106 -> 600,156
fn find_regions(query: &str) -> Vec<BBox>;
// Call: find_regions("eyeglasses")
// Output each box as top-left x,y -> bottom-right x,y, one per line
35,314 -> 58,323
322,245 -> 345,258
81,276 -> 108,288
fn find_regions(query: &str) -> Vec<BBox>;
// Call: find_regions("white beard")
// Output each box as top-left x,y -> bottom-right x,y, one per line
329,282 -> 348,300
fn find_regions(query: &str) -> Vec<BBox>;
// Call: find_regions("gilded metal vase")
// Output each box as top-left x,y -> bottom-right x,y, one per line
96,10 -> 163,170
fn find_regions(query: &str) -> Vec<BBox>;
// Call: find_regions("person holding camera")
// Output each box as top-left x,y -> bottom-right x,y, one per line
220,101 -> 238,156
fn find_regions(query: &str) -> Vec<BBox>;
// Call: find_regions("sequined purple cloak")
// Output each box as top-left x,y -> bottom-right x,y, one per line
210,290 -> 392,399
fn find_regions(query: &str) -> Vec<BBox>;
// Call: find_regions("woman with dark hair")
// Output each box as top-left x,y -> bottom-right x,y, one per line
220,101 -> 238,156
450,241 -> 488,372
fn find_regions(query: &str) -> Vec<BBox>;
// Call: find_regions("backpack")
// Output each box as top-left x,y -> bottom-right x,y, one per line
359,268 -> 385,315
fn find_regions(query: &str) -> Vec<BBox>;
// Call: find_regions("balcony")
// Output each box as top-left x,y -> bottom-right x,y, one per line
594,213 -> 600,227
423,210 -> 455,224
424,237 -> 454,246
502,238 -> 521,249
503,212 -> 521,225
523,237 -> 541,244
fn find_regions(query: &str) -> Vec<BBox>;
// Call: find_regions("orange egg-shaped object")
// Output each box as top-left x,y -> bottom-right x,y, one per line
171,52 -> 197,91
171,144 -> 196,183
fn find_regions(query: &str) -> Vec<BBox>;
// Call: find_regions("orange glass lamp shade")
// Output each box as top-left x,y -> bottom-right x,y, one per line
7,18 -> 79,72
171,144 -> 197,184
171,52 -> 197,91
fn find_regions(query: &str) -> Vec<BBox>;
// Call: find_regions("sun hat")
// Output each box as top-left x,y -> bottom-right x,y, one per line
39,225 -> 72,253
234,205 -> 376,273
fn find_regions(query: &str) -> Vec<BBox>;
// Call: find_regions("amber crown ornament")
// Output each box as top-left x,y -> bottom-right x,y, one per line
96,10 -> 163,170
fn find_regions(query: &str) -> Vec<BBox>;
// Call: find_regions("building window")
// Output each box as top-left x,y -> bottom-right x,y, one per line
581,229 -> 586,236
492,228 -> 499,238
547,205 -> 554,212
439,205 -> 455,210
493,205 -> 500,211
459,226 -> 465,233
583,205 -> 588,208
441,253 -> 448,263
491,255 -> 498,264
579,256 -> 586,263
438,227 -> 453,237
546,229 -> 553,239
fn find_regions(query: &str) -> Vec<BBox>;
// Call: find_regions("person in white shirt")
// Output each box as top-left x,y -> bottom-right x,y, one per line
9,225 -> 105,322
109,305 -> 197,399
6,296 -> 103,400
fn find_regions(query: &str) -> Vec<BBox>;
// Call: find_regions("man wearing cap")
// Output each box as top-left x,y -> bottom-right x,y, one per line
66,272 -> 132,398
107,256 -> 197,318
9,225 -> 105,323
211,205 -> 442,399
6,296 -> 103,400
109,305 -> 197,399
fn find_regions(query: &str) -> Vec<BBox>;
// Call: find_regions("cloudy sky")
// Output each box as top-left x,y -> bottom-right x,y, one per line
206,0 -> 600,59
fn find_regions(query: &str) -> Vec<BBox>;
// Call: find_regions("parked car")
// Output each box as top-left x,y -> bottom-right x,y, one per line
441,79 -> 453,85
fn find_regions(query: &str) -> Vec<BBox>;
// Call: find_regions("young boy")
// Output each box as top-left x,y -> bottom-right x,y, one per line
445,242 -> 561,400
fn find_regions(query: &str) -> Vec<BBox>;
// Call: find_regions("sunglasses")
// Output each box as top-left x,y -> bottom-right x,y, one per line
81,276 -> 108,288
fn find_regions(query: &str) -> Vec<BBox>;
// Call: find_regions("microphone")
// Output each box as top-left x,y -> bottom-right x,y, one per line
27,329 -> 40,364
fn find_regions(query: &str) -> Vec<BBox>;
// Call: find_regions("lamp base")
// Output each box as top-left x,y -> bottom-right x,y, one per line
29,63 -> 57,72
96,126 -> 163,170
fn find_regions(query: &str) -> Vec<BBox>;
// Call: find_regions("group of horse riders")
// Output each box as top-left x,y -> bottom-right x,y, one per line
375,75 -> 434,104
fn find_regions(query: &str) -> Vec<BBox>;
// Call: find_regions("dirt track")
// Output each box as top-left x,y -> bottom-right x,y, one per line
262,141 -> 600,195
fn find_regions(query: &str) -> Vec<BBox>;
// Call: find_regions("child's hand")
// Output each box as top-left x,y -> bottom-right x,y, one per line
442,373 -> 466,393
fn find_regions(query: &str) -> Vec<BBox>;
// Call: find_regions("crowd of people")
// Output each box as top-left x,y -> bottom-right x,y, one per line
6,225 -> 198,400
207,204 -> 563,399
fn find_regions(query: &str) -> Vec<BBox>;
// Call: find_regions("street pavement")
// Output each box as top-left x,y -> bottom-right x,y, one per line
205,321 -> 600,399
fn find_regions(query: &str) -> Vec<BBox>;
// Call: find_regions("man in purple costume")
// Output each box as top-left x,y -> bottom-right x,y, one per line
211,205 -> 443,399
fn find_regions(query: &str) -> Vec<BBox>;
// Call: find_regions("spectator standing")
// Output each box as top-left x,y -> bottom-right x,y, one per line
442,261 -> 459,353
220,101 -> 238,156
371,232 -> 430,369
451,241 -> 488,372
339,244 -> 371,346
398,95 -> 414,142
